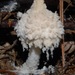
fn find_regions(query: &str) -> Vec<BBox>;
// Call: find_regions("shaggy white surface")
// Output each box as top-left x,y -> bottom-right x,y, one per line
15,0 -> 64,52
14,0 -> 64,74
16,65 -> 55,75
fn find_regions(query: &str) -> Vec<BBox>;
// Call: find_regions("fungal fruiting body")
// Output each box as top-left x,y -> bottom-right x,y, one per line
15,0 -> 64,74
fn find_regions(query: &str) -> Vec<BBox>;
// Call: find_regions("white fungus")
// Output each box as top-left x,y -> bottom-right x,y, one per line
14,0 -> 64,74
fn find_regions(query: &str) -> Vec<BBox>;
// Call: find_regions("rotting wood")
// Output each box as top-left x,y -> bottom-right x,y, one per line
0,70 -> 16,75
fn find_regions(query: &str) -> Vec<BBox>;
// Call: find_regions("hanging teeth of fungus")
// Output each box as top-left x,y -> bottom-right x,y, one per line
15,0 -> 64,74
